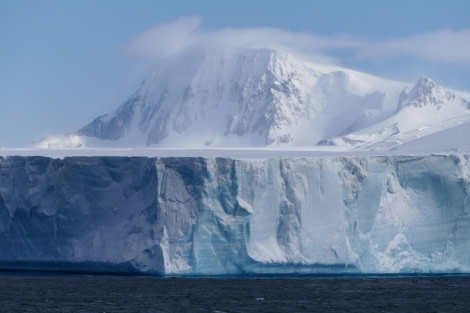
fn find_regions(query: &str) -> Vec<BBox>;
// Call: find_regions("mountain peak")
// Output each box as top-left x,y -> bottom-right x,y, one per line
416,76 -> 436,87
76,47 -> 314,147
398,76 -> 450,110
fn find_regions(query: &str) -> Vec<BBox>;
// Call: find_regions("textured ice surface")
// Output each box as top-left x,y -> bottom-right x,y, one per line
0,155 -> 469,275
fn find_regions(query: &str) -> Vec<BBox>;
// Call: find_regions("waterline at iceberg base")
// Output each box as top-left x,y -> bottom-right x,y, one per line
0,155 -> 469,276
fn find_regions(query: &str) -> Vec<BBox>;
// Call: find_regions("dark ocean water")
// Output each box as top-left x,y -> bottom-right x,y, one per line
1,273 -> 469,312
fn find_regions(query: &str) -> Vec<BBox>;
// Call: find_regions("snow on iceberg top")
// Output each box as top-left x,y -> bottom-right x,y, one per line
1,144 -> 469,159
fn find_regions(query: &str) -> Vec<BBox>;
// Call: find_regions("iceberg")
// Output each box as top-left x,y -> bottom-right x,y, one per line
0,154 -> 469,275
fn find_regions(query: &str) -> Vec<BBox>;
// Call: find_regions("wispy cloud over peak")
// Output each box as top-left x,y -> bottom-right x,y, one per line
125,16 -> 203,59
124,17 -> 351,64
356,29 -> 470,66
124,17 -> 470,88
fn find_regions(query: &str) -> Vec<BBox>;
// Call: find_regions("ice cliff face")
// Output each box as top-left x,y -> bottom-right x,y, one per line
1,155 -> 469,275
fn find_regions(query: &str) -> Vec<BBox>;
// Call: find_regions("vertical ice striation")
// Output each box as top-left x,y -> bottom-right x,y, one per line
0,155 -> 469,275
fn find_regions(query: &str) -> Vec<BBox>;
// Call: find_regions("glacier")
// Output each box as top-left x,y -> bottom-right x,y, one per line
1,154 -> 469,276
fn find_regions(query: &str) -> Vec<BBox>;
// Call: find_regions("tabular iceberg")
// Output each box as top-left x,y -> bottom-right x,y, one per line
0,154 -> 469,275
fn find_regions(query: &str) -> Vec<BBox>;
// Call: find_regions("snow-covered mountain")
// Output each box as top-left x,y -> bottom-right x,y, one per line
32,47 -> 470,151
323,76 -> 470,151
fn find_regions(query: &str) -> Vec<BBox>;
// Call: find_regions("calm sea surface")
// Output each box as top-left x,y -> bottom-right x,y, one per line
1,273 -> 469,312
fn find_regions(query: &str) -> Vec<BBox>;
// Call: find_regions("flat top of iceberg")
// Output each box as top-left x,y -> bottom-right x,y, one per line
0,147 -> 351,159
0,145 -> 464,159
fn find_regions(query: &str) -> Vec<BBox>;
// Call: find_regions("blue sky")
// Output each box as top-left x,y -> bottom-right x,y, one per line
1,0 -> 469,147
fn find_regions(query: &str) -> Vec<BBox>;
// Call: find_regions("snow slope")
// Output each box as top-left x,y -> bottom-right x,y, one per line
323,77 -> 470,152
